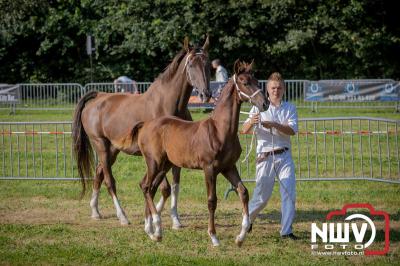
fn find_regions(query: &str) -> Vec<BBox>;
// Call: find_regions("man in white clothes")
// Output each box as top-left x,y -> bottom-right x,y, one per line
242,72 -> 298,240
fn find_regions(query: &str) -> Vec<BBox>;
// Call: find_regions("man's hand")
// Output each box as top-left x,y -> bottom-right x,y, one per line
242,114 -> 260,134
250,114 -> 261,125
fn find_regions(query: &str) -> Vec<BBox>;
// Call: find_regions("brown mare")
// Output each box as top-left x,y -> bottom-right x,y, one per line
136,60 -> 269,246
72,37 -> 210,227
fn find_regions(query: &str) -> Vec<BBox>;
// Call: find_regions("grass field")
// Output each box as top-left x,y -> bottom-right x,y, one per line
0,107 -> 399,265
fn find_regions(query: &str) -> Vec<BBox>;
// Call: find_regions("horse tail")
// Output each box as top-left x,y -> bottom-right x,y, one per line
72,91 -> 98,198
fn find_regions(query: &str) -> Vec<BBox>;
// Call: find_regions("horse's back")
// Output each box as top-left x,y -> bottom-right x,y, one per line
81,92 -> 153,154
139,116 -> 220,169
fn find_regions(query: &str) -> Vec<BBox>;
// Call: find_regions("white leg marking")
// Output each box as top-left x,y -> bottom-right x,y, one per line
90,190 -> 101,219
144,216 -> 154,237
235,214 -> 250,247
112,195 -> 130,225
209,233 -> 220,247
150,214 -> 162,241
170,184 -> 182,229
156,196 -> 166,214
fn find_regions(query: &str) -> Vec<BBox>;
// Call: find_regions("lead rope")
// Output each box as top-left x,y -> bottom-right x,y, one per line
232,73 -> 262,163
241,109 -> 260,163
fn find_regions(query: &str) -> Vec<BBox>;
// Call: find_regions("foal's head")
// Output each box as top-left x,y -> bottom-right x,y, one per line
183,36 -> 211,103
232,60 -> 269,111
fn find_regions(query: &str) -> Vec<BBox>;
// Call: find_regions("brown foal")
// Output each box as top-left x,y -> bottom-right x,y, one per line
72,37 -> 210,226
137,60 -> 269,246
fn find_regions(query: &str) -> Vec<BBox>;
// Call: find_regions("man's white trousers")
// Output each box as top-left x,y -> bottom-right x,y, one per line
248,151 -> 296,235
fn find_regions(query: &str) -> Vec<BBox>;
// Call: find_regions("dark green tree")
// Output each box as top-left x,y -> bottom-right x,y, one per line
1,0 -> 399,83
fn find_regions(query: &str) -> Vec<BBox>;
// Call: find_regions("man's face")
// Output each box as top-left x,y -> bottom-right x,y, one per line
266,80 -> 284,101
211,62 -> 218,69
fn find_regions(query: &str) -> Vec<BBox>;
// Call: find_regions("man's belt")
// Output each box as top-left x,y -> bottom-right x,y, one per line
256,148 -> 289,164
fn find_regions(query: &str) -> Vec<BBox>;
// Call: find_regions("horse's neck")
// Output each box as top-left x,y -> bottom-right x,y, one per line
170,73 -> 192,115
211,81 -> 241,140
145,62 -> 192,115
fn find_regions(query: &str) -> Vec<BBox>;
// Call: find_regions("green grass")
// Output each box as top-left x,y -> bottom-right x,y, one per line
0,177 -> 399,265
0,107 -> 399,265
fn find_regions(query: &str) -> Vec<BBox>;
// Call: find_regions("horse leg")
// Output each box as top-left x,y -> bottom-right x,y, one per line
143,188 -> 154,237
148,177 -> 169,238
156,166 -> 182,229
92,138 -> 129,225
170,166 -> 183,229
140,159 -> 172,241
155,177 -> 170,215
221,165 -> 250,247
204,165 -> 219,247
90,146 -> 119,220
90,164 -> 104,219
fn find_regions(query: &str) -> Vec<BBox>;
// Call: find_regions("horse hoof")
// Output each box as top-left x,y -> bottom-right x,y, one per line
117,214 -> 130,225
171,217 -> 182,230
212,241 -> 220,247
172,223 -> 183,230
150,234 -> 162,242
210,236 -> 220,247
91,214 -> 101,220
235,237 -> 244,247
120,220 -> 130,226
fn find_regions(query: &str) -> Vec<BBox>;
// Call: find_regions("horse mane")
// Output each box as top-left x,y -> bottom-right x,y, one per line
157,49 -> 187,83
213,80 -> 233,106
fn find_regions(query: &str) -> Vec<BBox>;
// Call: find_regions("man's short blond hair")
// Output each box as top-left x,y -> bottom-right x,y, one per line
267,72 -> 285,89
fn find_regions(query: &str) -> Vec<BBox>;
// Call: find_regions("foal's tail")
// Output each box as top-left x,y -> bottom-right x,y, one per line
72,91 -> 98,198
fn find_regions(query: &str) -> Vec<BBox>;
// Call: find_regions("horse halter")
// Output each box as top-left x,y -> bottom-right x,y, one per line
233,74 -> 262,104
183,51 -> 206,87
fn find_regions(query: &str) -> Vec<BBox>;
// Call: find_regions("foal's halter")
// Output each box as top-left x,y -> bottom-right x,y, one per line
183,51 -> 207,88
233,74 -> 262,104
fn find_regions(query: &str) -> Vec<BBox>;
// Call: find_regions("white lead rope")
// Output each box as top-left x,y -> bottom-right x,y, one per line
241,109 -> 260,163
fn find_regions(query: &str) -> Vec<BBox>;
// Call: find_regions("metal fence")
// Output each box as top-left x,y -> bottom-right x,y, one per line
1,118 -> 399,186
0,121 -> 77,180
0,81 -> 398,111
225,117 -> 400,198
8,83 -> 85,110
83,82 -> 151,94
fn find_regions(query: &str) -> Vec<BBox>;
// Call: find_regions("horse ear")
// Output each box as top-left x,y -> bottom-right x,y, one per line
183,36 -> 190,52
202,34 -> 210,53
245,59 -> 254,72
233,59 -> 242,75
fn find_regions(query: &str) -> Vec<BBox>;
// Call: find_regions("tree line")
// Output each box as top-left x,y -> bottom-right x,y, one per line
1,0 -> 399,84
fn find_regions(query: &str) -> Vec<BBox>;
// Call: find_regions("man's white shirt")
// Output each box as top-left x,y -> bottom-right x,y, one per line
245,102 -> 298,153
